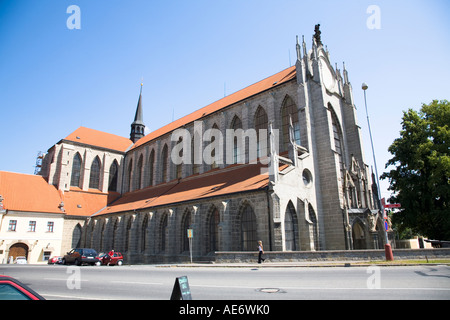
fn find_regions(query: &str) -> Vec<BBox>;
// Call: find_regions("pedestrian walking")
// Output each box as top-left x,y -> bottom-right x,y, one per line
258,241 -> 265,264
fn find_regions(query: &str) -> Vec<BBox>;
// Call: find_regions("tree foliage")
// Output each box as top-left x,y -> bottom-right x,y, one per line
381,100 -> 450,240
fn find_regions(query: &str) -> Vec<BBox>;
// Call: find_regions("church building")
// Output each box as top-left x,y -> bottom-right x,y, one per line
0,26 -> 391,264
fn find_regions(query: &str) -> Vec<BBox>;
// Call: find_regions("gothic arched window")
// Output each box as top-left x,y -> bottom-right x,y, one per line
181,210 -> 192,253
127,159 -> 133,192
176,137 -> 183,179
210,124 -> 219,170
330,106 -> 345,183
70,153 -> 82,187
191,132 -> 201,175
254,106 -> 269,158
108,160 -> 118,192
89,156 -> 101,189
309,204 -> 320,250
137,154 -> 143,189
209,207 -> 220,252
148,150 -> 155,186
161,144 -> 169,183
160,214 -> 168,252
281,96 -> 300,152
231,115 -> 242,164
141,214 -> 149,252
240,203 -> 257,251
284,201 -> 298,251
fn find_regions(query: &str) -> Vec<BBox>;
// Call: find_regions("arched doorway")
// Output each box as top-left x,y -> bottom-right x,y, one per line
284,201 -> 298,251
352,220 -> 366,249
8,243 -> 29,262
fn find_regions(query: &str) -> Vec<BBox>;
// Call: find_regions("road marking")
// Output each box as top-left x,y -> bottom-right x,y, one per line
191,284 -> 258,289
44,278 -> 88,282
111,280 -> 163,285
41,293 -> 110,300
279,286 -> 450,291
191,284 -> 450,291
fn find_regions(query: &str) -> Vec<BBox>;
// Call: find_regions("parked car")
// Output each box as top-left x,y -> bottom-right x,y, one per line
47,256 -> 63,265
14,256 -> 27,264
99,252 -> 124,266
0,276 -> 45,300
62,248 -> 100,266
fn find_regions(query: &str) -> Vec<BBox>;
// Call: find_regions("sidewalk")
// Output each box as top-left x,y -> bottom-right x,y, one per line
158,259 -> 450,268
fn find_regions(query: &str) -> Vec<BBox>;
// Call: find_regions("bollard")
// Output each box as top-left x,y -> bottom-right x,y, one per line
384,244 -> 394,261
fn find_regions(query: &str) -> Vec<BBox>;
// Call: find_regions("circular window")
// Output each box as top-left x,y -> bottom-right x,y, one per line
302,169 -> 312,186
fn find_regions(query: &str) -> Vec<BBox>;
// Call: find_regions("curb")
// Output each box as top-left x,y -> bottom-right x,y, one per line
156,261 -> 450,268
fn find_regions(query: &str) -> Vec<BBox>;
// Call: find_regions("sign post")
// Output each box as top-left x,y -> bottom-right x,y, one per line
381,199 -> 401,261
187,229 -> 193,264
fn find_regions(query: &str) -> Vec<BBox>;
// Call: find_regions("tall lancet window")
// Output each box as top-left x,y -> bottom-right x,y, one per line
127,159 -> 133,192
70,153 -> 82,187
191,132 -> 201,175
281,96 -> 300,152
108,160 -> 118,192
254,106 -> 269,158
240,203 -> 257,251
231,115 -> 242,164
148,150 -> 155,186
210,124 -> 220,170
161,144 -> 169,183
176,137 -> 183,179
136,154 -> 143,189
284,201 -> 298,251
330,107 -> 345,183
89,156 -> 101,190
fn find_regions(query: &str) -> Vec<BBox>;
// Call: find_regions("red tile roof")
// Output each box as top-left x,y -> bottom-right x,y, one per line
64,126 -> 133,152
0,171 -> 63,214
132,66 -> 296,149
94,163 -> 270,216
62,189 -> 121,217
0,171 -> 119,217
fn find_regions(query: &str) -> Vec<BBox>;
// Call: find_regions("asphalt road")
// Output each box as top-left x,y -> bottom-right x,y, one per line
1,264 -> 449,300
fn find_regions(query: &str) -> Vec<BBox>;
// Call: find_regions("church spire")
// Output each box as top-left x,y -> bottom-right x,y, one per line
130,83 -> 145,143
296,35 -> 301,61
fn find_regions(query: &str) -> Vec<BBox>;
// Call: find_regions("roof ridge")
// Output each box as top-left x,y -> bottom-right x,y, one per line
132,65 -> 297,149
0,170 -> 43,177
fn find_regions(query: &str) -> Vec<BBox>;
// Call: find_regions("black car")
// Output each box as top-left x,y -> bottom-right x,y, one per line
62,248 -> 100,266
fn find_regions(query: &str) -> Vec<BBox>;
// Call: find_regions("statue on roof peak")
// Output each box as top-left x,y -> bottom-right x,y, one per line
314,24 -> 322,46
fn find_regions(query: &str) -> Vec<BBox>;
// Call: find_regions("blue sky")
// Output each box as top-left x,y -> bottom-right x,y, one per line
0,0 -> 449,200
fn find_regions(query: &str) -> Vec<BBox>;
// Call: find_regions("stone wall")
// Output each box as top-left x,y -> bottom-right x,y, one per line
215,248 -> 450,263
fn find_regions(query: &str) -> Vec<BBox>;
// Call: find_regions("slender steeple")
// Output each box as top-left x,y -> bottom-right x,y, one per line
130,83 -> 145,143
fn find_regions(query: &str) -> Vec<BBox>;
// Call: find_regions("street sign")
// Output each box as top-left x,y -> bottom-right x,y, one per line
187,229 -> 193,263
170,276 -> 192,300
384,218 -> 389,231
384,203 -> 401,208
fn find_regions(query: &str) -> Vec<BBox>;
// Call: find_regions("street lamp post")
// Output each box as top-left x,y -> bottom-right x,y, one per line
362,83 -> 394,261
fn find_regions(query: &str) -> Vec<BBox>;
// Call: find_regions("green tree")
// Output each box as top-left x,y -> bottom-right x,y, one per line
381,100 -> 450,240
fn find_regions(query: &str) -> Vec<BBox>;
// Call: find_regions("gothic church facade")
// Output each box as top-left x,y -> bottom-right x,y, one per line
1,27 -> 389,264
